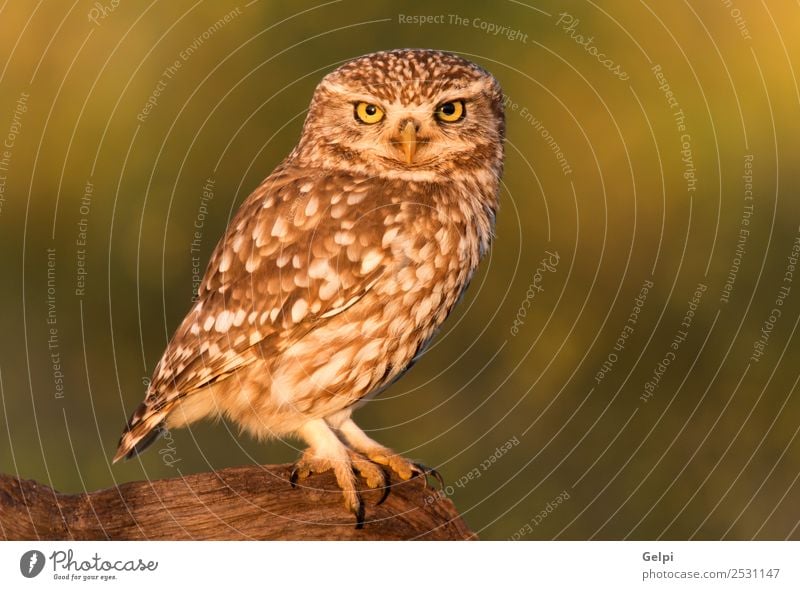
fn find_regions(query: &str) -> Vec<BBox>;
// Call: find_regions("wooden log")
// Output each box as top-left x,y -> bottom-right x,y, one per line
0,465 -> 475,540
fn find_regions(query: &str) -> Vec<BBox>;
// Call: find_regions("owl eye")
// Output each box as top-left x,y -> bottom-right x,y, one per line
435,100 -> 465,122
354,102 -> 385,124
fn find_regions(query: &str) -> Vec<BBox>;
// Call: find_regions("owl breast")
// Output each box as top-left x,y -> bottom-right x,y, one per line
249,176 -> 494,430
376,194 -> 482,367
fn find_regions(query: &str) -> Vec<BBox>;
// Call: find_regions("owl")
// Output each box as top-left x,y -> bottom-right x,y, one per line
114,48 -> 505,524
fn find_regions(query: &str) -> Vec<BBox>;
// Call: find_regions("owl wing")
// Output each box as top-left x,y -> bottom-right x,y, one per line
115,167 -> 391,459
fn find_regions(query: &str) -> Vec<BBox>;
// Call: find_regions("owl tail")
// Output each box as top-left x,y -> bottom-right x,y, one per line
112,401 -> 168,463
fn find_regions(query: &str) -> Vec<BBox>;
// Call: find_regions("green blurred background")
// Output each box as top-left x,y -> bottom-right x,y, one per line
1,0 -> 799,540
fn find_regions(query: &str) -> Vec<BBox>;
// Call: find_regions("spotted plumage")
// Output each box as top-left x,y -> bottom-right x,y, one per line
115,48 -> 505,523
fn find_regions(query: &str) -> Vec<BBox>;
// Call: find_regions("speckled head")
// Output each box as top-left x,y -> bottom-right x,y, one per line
322,49 -> 494,104
293,49 -> 505,179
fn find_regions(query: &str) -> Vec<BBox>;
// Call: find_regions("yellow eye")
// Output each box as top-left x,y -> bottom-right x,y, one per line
354,102 -> 384,124
436,100 -> 465,122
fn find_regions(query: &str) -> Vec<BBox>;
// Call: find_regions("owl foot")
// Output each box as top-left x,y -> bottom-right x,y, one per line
289,448 -> 388,527
332,417 -> 444,490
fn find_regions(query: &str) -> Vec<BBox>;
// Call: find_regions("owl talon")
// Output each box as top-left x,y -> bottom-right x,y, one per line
289,465 -> 307,488
347,491 -> 366,529
413,462 -> 442,488
411,462 -> 444,490
431,467 -> 445,490
289,454 -> 318,488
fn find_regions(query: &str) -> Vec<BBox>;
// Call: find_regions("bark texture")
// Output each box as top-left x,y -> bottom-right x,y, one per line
0,465 -> 475,540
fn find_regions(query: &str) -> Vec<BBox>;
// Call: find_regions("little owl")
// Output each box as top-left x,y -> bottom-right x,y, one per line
114,48 -> 505,524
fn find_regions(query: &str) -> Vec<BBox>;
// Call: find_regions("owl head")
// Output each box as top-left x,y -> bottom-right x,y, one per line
293,49 -> 505,180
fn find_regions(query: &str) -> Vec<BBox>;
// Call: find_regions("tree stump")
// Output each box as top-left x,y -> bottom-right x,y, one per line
0,465 -> 475,540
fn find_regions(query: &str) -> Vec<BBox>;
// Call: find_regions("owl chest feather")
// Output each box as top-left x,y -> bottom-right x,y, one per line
366,178 -> 495,383
261,174 -> 496,414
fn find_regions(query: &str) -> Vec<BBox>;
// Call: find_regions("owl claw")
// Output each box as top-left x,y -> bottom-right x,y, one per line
412,462 -> 445,490
289,451 -> 332,488
289,462 -> 311,488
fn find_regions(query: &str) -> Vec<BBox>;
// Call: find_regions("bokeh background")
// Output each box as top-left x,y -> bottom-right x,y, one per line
1,0 -> 799,540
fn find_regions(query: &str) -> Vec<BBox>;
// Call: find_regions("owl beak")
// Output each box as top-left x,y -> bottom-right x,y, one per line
399,120 -> 417,164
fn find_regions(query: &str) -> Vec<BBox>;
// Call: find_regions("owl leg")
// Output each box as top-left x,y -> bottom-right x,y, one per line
334,417 -> 444,489
290,418 -> 385,526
